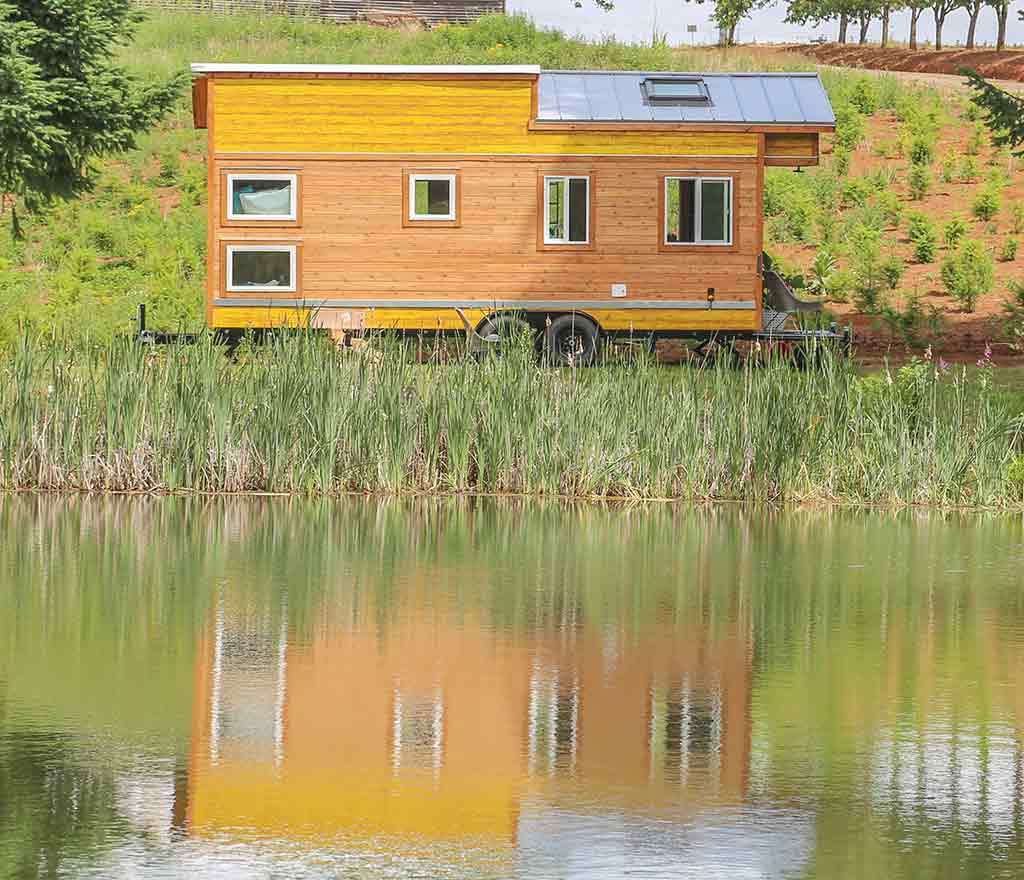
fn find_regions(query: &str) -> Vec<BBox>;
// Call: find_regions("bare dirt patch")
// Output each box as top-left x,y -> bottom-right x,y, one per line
789,43 -> 1024,83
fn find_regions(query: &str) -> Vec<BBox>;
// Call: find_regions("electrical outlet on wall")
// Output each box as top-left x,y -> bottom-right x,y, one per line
611,284 -> 628,298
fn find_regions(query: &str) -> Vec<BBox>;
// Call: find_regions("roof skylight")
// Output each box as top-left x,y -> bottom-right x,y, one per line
642,77 -> 710,106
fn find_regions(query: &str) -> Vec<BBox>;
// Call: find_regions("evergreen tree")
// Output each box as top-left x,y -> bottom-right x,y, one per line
963,69 -> 1024,157
0,1 -> 184,236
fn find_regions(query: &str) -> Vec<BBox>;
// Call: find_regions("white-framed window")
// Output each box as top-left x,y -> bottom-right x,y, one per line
664,177 -> 732,245
226,244 -> 297,293
544,175 -> 590,245
226,173 -> 298,222
408,173 -> 456,221
528,663 -> 579,776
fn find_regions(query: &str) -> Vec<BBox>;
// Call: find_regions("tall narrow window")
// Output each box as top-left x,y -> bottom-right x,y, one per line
409,174 -> 456,221
226,174 -> 298,222
664,177 -> 732,246
544,176 -> 590,245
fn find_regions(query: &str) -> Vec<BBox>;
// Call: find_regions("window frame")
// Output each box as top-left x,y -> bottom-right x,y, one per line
642,77 -> 711,107
659,174 -> 736,252
405,172 -> 459,225
538,171 -> 595,251
223,172 -> 300,226
224,243 -> 299,294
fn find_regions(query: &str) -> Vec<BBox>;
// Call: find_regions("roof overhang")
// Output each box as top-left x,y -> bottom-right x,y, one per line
190,63 -> 541,76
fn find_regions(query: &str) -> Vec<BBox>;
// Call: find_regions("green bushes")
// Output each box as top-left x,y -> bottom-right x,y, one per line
944,216 -> 968,249
1000,238 -> 1018,262
972,186 -> 1002,222
908,165 -> 931,200
0,333 -> 1019,506
941,240 -> 994,312
908,212 -> 939,263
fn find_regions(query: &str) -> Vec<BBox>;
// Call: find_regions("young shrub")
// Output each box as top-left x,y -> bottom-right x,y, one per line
832,146 -> 852,177
880,255 -> 905,290
1010,202 -> 1024,234
959,156 -> 979,182
941,239 -> 994,312
827,267 -> 855,303
805,249 -> 838,299
966,122 -> 986,156
962,99 -> 981,122
816,210 -> 838,248
1000,238 -> 1018,262
940,151 -> 957,183
878,292 -> 945,350
833,105 -> 866,152
872,138 -> 899,159
909,136 -> 935,167
907,164 -> 931,201
944,216 -> 968,249
840,177 -> 872,209
909,215 -> 938,264
972,186 -> 1001,222
850,226 -> 887,313
875,190 -> 903,228
850,78 -> 879,115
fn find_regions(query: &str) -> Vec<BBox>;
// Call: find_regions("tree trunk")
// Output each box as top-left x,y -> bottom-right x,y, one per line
966,3 -> 981,47
909,8 -> 920,50
727,21 -> 737,47
858,15 -> 871,43
881,6 -> 891,47
996,4 -> 1008,50
838,13 -> 849,43
934,11 -> 945,50
11,204 -> 21,241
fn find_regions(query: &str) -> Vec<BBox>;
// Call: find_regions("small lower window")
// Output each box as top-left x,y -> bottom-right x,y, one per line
226,245 -> 296,292
409,174 -> 456,221
545,176 -> 590,245
665,177 -> 732,245
227,174 -> 297,222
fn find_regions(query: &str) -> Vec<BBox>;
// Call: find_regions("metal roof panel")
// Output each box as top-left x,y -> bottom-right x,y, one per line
536,71 -> 833,126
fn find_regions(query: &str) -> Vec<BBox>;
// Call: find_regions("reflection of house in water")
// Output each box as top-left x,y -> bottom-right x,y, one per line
179,592 -> 807,875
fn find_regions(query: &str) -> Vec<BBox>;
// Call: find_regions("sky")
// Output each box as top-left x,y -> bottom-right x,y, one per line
509,1 -> 1024,49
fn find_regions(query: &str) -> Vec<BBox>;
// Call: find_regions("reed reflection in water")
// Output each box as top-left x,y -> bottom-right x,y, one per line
0,496 -> 1023,879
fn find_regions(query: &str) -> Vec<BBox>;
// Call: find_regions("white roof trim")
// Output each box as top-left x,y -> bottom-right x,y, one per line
190,63 -> 541,75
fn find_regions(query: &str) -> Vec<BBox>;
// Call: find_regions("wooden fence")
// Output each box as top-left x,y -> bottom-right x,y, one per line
136,0 -> 506,26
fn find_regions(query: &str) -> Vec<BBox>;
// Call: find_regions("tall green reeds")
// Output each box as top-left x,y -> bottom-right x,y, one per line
0,332 -> 1021,505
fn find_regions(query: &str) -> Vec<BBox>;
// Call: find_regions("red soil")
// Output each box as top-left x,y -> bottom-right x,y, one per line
790,43 -> 1024,83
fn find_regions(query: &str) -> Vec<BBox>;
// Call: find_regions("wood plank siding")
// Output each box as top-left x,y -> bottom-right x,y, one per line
210,155 -> 763,330
136,0 -> 505,26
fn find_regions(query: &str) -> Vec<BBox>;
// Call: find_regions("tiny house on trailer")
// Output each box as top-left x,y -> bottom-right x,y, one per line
190,64 -> 837,360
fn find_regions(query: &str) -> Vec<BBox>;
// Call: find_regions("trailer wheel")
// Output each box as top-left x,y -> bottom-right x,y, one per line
544,314 -> 599,367
472,313 -> 536,360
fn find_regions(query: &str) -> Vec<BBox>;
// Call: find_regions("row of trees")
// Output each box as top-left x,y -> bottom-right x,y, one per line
692,0 -> 1017,50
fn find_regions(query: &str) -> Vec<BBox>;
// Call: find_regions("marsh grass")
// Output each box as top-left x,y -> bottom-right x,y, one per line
1,333 -> 1021,506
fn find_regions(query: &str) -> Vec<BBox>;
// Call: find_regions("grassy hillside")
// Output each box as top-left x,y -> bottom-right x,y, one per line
0,12 -> 818,344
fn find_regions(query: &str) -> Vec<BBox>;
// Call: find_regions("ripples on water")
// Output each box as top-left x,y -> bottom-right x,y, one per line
1,497 -> 1023,879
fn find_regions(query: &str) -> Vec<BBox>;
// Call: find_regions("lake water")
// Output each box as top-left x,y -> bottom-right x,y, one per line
2,497 -> 1024,879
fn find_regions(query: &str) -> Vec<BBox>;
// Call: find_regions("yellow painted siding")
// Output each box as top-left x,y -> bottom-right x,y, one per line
210,307 -> 310,329
212,79 -> 758,157
213,306 -> 759,333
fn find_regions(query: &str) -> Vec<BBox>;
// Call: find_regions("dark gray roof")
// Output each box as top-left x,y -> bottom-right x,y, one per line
537,71 -> 834,126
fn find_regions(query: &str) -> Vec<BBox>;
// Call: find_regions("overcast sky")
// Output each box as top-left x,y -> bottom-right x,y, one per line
509,1 -> 1023,49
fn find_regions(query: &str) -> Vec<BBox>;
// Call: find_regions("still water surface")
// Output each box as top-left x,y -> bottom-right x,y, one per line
1,497 -> 1024,879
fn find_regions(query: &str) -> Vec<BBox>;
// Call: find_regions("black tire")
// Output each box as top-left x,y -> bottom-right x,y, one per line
472,313 -> 536,359
544,314 -> 599,367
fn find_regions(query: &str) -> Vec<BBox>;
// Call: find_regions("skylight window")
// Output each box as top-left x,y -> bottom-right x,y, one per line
642,77 -> 710,106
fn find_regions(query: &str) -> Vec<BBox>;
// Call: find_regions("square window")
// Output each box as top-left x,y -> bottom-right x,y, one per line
665,177 -> 732,246
226,174 -> 297,222
409,174 -> 456,221
226,245 -> 297,293
643,77 -> 710,106
544,176 -> 590,245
